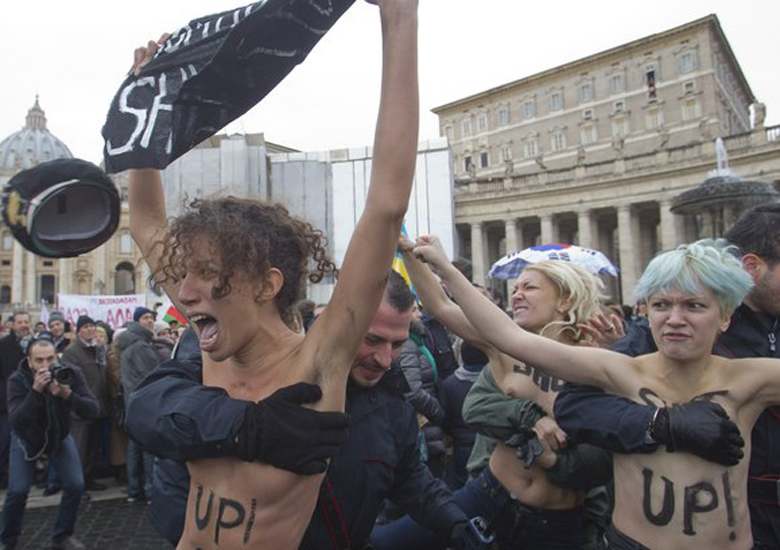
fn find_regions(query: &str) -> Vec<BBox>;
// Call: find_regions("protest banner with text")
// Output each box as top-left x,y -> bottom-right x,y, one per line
58,294 -> 146,330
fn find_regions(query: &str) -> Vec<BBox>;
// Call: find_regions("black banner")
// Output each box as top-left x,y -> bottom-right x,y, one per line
102,0 -> 355,174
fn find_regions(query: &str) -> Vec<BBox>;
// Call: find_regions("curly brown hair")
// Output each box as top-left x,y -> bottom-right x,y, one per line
152,197 -> 337,325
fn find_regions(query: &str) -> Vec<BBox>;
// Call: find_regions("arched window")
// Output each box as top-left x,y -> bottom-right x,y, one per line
115,262 -> 135,295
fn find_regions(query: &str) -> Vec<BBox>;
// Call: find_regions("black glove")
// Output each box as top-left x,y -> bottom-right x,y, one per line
651,401 -> 744,466
449,521 -> 468,550
504,426 -> 544,469
236,382 -> 349,474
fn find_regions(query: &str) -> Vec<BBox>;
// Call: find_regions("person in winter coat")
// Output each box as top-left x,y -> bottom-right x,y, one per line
398,305 -> 445,476
62,316 -> 108,492
0,336 -> 99,550
151,320 -> 175,362
47,312 -> 70,356
116,307 -> 161,502
439,341 -> 487,489
0,311 -> 31,488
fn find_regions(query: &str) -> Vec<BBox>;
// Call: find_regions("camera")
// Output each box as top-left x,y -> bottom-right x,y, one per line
48,363 -> 75,385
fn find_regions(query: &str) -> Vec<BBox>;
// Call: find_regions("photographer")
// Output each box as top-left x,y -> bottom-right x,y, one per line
0,335 -> 99,550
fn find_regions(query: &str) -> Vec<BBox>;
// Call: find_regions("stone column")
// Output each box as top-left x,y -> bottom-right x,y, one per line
140,261 -> 152,296
11,241 -> 23,305
659,199 -> 680,252
471,222 -> 487,286
58,258 -> 70,296
617,204 -> 638,305
516,222 -> 526,250
504,219 -> 518,255
540,214 -> 555,244
577,209 -> 595,249
24,251 -> 36,306
93,247 -> 107,295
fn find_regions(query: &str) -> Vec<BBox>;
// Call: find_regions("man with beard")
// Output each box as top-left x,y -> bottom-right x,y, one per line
126,272 -> 468,549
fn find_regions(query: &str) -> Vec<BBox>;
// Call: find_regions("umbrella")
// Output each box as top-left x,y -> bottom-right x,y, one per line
488,243 -> 618,280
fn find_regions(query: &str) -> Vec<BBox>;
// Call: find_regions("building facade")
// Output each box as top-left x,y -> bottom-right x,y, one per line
163,135 -> 455,305
433,14 -> 780,304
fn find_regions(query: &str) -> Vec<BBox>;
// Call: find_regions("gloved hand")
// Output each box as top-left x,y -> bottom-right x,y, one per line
651,400 -> 744,466
504,426 -> 544,469
236,382 -> 349,474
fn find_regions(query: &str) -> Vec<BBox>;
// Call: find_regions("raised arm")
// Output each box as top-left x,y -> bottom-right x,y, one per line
313,0 -> 419,373
125,37 -> 184,312
413,236 -> 633,392
399,236 -> 490,348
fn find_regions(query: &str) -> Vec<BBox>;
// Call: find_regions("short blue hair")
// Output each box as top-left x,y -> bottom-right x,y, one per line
635,239 -> 753,315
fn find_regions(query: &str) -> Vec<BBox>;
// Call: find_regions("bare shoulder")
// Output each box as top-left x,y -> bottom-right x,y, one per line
724,356 -> 780,407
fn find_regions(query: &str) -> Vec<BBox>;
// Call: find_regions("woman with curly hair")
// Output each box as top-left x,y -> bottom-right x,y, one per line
415,236 -> 780,550
125,1 -> 419,548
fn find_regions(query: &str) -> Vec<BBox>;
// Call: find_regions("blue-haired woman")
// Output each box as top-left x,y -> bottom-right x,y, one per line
415,237 -> 778,550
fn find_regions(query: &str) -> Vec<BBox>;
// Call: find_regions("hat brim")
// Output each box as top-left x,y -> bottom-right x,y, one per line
2,159 -> 121,258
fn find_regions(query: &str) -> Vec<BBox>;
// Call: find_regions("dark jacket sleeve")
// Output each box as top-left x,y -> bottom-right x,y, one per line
554,383 -> 657,453
462,366 -> 546,441
68,366 -> 100,421
398,340 -> 444,425
610,317 -> 657,357
125,359 -> 249,461
387,404 -> 467,536
7,371 -> 47,443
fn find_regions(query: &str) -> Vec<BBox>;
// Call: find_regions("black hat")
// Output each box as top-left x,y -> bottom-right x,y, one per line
133,306 -> 156,322
76,315 -> 96,333
461,341 -> 489,371
1,158 -> 120,258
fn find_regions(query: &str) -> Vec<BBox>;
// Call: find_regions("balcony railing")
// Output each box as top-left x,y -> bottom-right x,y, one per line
455,126 -> 780,197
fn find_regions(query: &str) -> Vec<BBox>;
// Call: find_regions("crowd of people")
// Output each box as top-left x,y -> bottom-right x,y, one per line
1,1 -> 779,549
0,306 -> 184,549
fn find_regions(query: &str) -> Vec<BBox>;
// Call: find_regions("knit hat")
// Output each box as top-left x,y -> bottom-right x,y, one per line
461,341 -> 488,371
48,311 -> 66,327
152,320 -> 170,336
133,306 -> 156,323
76,315 -> 95,333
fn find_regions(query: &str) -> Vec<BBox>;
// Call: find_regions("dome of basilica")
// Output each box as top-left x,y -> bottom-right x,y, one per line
0,97 -> 72,173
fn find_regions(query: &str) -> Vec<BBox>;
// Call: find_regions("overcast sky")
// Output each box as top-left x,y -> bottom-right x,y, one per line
1,0 -> 778,165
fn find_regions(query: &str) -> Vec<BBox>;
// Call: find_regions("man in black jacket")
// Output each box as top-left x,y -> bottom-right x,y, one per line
0,336 -> 99,550
126,272 -> 468,549
554,203 -> 780,548
0,311 -> 31,488
116,307 -> 161,502
62,316 -> 108,492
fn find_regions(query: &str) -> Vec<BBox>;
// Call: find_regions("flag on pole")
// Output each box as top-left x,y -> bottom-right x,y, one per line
392,224 -> 416,298
163,305 -> 187,326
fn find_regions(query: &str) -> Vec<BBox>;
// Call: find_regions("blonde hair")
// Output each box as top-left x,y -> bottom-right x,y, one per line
525,261 -> 604,342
